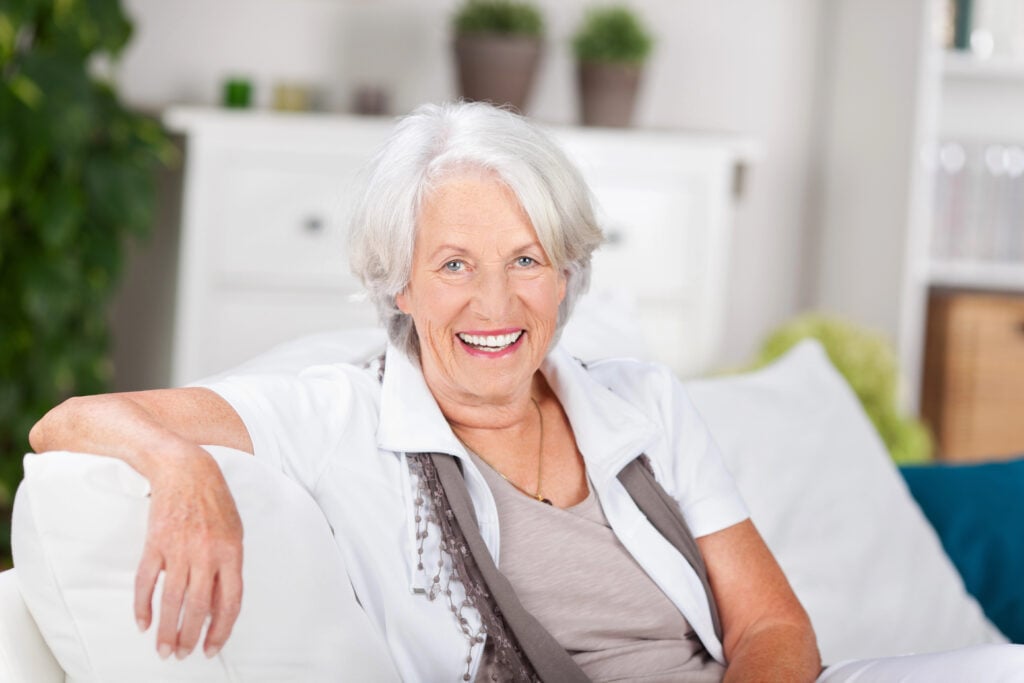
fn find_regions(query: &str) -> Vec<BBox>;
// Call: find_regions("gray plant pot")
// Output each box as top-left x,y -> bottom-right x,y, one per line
454,34 -> 542,113
577,61 -> 643,127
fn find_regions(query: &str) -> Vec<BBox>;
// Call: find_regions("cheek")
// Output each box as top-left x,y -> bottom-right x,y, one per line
524,278 -> 565,327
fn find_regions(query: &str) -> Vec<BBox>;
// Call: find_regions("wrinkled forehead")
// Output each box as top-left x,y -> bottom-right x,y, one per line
414,170 -> 541,254
415,161 -> 562,264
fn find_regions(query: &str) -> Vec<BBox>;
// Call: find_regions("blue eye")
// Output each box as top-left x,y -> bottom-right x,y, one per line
443,260 -> 464,272
516,256 -> 536,267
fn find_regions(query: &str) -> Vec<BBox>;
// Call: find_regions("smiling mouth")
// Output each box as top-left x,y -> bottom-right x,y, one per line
456,330 -> 524,353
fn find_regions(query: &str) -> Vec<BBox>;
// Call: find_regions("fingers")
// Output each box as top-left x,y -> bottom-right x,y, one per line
137,553 -> 244,660
135,460 -> 245,660
156,562 -> 188,659
204,562 -> 243,658
176,569 -> 213,659
134,547 -> 162,633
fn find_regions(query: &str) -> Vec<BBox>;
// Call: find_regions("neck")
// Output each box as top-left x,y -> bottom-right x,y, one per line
439,373 -> 547,431
424,362 -> 549,430
438,374 -> 552,466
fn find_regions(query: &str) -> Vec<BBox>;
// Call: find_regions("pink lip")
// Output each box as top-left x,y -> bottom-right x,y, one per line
458,327 -> 522,336
456,329 -> 526,359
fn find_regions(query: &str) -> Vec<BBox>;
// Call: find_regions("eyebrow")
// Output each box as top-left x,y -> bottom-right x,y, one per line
425,244 -> 469,261
425,241 -> 545,261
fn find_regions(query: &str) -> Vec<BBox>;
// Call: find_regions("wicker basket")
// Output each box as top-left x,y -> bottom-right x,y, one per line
921,290 -> 1024,461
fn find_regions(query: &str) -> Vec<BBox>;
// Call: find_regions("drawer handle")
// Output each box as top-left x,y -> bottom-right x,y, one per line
302,216 -> 325,234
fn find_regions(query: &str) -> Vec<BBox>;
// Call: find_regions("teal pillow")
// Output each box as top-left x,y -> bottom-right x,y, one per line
900,458 -> 1024,643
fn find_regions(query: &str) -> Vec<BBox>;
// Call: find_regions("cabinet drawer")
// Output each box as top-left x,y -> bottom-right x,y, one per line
587,174 -> 705,299
921,290 -> 1024,461
556,134 -> 731,301
204,148 -> 374,289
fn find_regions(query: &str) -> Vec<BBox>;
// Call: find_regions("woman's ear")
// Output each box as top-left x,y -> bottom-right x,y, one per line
395,290 -> 410,314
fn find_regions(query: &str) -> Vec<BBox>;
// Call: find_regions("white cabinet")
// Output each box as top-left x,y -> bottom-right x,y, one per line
814,0 -> 1024,412
164,108 -> 753,386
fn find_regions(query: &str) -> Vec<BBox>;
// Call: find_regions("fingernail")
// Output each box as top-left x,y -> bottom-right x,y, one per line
158,643 -> 172,660
205,644 -> 221,659
137,619 -> 147,633
175,647 -> 188,660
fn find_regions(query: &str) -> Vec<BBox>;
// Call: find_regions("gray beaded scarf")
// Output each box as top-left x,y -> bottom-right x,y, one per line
408,454 -> 538,683
371,355 -> 538,682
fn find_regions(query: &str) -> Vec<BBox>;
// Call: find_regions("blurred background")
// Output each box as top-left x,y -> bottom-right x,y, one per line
4,0 -> 1024,565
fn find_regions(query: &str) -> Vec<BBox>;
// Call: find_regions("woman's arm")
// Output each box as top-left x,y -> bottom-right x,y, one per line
29,388 -> 252,660
697,519 -> 822,682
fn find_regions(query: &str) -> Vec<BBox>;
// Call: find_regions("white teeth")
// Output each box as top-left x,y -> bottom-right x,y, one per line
457,331 -> 523,351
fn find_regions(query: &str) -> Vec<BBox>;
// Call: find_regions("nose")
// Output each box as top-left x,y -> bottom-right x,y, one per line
470,266 -> 513,322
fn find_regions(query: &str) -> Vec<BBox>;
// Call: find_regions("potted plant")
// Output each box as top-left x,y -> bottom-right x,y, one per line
453,0 -> 544,113
572,5 -> 653,127
0,0 -> 174,563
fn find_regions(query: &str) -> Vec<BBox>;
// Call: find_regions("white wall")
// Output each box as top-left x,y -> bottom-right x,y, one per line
117,0 -> 823,368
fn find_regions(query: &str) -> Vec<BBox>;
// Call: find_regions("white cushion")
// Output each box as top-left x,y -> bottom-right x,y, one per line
11,447 -> 399,682
0,568 -> 63,683
685,340 -> 1005,664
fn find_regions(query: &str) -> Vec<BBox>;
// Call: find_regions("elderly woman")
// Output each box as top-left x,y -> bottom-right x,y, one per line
31,101 -> 817,682
51,100 -> 1022,682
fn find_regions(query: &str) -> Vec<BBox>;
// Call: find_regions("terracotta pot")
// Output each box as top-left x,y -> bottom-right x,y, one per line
454,34 -> 542,113
577,61 -> 643,127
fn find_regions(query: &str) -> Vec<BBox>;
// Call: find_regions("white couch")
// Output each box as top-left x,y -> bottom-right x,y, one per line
1,333 -> 1006,681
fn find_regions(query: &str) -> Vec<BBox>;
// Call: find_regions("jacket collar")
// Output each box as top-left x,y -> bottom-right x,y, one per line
376,342 -> 659,479
376,342 -> 469,458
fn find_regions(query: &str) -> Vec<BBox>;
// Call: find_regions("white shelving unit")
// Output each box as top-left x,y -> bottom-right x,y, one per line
928,261 -> 1024,291
814,0 -> 1024,413
942,51 -> 1024,82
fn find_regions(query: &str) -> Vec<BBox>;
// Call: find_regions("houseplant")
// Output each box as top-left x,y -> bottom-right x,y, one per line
572,5 -> 653,126
750,314 -> 934,465
452,0 -> 544,112
0,0 -> 174,563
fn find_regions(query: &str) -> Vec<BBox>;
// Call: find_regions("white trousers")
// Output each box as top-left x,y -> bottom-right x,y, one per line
818,644 -> 1024,682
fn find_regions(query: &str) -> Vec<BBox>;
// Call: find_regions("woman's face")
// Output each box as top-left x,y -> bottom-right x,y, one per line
396,172 -> 566,408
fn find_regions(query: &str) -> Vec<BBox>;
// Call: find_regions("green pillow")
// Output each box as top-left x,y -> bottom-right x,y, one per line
900,458 -> 1024,643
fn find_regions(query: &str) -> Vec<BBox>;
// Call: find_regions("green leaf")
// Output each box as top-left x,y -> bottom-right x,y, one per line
38,184 -> 81,248
7,73 -> 43,108
454,1 -> 543,36
572,5 -> 653,64
86,0 -> 133,56
0,14 -> 16,66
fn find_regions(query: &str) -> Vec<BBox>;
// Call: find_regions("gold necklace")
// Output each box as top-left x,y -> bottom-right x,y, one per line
464,398 -> 552,506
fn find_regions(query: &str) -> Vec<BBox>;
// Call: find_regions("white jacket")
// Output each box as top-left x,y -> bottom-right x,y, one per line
206,343 -> 749,682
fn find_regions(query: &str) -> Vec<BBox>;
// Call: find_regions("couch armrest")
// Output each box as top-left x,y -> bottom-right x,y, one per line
0,569 -> 64,682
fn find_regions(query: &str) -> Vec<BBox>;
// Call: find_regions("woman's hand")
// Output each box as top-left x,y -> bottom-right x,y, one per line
135,449 -> 244,660
30,388 -> 254,659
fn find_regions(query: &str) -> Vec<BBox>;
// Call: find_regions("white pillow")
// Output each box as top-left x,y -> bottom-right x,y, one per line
685,340 -> 1005,664
12,447 -> 400,682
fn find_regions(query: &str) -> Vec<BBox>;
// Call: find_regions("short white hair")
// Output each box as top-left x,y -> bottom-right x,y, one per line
348,101 -> 604,358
